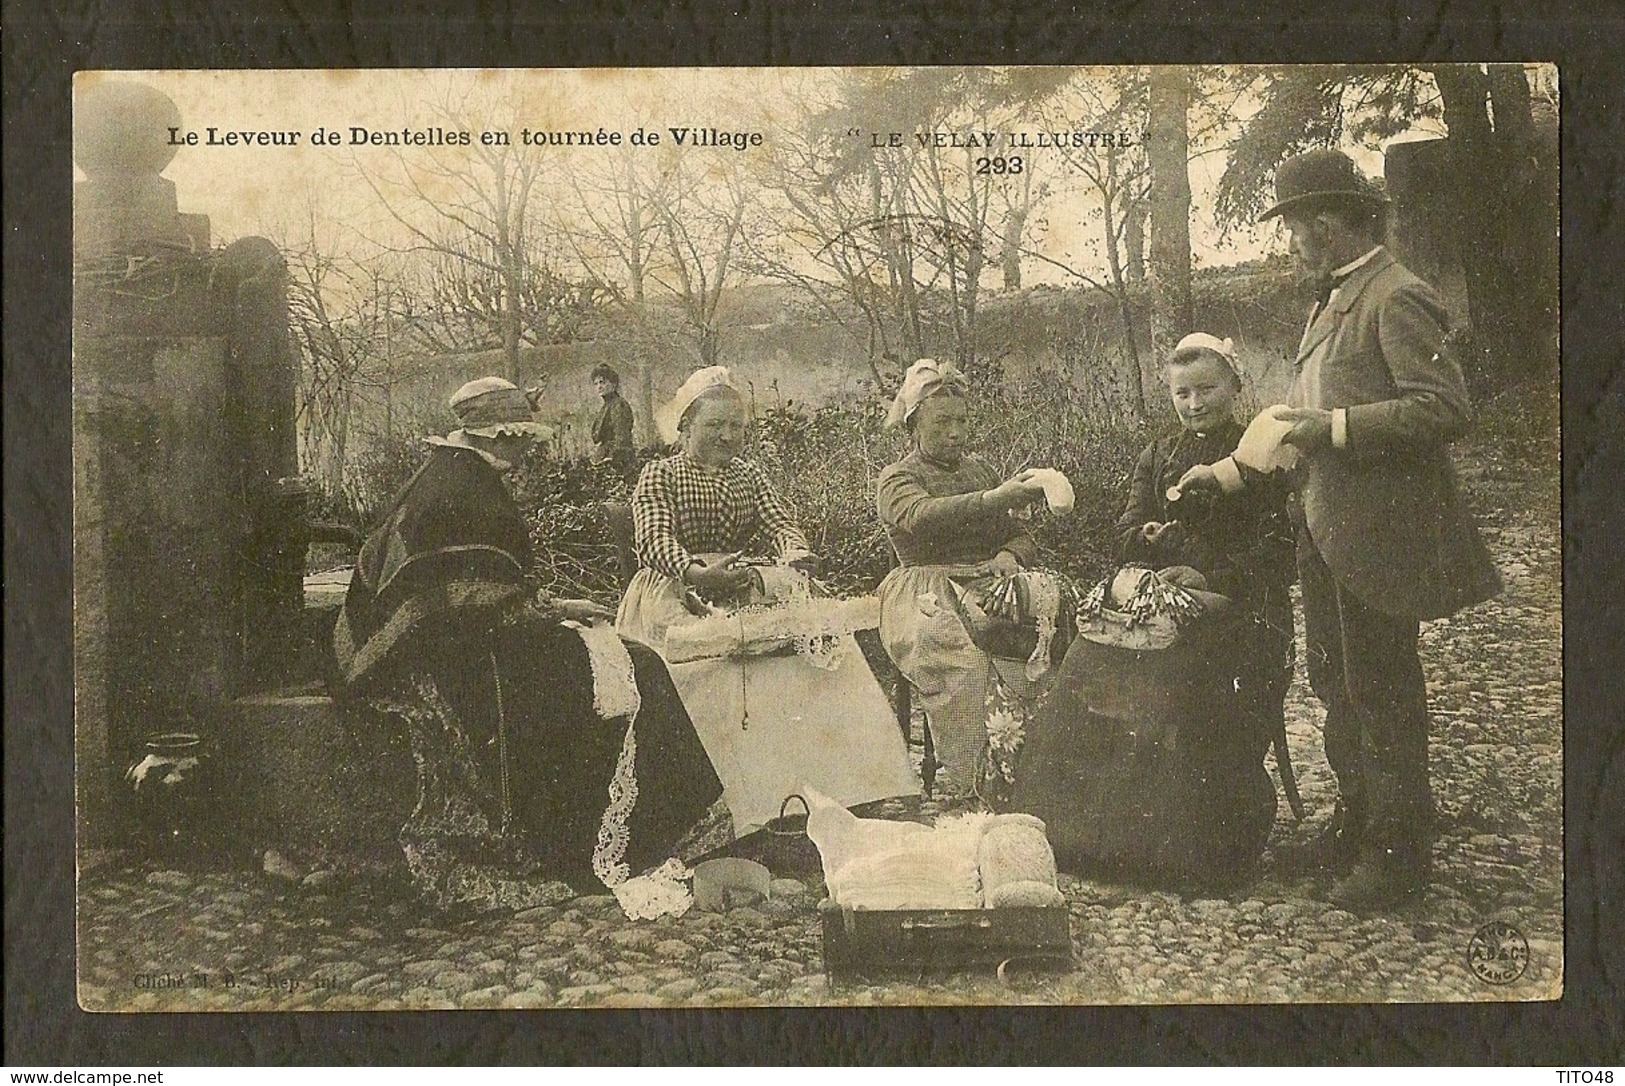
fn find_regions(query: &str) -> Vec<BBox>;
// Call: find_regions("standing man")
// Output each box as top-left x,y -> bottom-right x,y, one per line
1179,149 -> 1501,910
589,363 -> 637,478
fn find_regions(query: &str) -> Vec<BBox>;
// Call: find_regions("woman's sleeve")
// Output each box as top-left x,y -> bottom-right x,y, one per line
876,460 -> 991,538
1115,442 -> 1160,562
612,399 -> 636,450
631,461 -> 693,581
748,462 -> 809,555
878,459 -> 1036,566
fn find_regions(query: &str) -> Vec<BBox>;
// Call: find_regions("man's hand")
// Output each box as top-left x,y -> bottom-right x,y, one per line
557,598 -> 614,623
686,552 -> 754,596
1276,406 -> 1335,450
1174,463 -> 1221,496
988,549 -> 1022,577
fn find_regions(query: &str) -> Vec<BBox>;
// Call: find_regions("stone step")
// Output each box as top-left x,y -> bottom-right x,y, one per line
217,691 -> 413,859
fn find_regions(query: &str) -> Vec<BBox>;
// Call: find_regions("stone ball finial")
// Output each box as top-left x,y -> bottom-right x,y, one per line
74,80 -> 183,180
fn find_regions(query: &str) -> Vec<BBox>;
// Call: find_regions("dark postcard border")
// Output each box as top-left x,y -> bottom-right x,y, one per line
5,0 -> 1619,1066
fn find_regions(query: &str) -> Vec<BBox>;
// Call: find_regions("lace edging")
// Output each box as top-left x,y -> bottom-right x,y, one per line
591,718 -> 639,888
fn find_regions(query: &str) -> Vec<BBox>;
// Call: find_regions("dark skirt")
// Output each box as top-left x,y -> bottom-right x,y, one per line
375,611 -> 726,912
1011,610 -> 1278,889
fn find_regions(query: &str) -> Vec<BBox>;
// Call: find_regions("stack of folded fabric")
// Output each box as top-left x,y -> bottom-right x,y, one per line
806,790 -> 1065,910
977,812 -> 1065,908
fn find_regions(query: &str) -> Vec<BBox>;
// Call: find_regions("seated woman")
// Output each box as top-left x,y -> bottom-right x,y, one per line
615,366 -> 918,833
1116,334 -> 1296,771
1011,335 -> 1294,888
334,376 -> 727,914
875,359 -> 1060,800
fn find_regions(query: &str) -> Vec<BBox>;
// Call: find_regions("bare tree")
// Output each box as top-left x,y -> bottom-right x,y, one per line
1038,69 -> 1154,416
282,202 -> 400,500
561,138 -> 675,307
646,146 -> 752,366
1147,67 -> 1194,362
777,68 -> 1060,385
354,80 -> 574,381
744,106 -> 903,387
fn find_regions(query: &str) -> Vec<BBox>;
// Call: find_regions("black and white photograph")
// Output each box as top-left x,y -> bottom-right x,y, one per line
71,63 -> 1561,1011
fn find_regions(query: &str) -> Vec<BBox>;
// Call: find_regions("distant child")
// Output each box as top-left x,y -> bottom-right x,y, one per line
1115,334 -> 1298,792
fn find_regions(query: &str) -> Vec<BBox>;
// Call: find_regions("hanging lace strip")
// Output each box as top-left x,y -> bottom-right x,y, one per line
564,620 -> 642,722
591,717 -> 639,889
590,719 -> 698,920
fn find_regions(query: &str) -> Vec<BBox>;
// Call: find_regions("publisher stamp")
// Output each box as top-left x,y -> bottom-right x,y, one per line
1467,920 -> 1530,985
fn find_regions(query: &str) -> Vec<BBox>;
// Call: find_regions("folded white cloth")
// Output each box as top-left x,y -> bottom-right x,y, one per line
563,620 -> 642,721
1023,468 -> 1076,515
1168,405 -> 1300,500
1232,404 -> 1301,473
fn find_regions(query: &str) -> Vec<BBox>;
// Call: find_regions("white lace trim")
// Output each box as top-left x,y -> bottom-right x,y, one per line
591,717 -> 639,888
565,620 -> 642,721
610,857 -> 694,920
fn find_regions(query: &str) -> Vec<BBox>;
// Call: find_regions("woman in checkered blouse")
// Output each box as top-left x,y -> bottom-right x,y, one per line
615,368 -> 918,833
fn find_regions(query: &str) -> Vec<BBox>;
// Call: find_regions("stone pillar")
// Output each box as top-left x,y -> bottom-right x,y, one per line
74,81 -> 233,846
217,237 -> 306,692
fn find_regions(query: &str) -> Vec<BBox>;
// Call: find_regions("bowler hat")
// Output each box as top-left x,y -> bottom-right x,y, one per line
1257,149 -> 1388,222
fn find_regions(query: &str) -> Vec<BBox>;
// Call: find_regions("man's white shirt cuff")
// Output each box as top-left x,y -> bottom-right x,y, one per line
1332,408 -> 1348,448
1212,456 -> 1245,494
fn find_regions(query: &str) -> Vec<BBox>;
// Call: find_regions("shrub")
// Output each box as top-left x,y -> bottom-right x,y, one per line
327,379 -> 1163,604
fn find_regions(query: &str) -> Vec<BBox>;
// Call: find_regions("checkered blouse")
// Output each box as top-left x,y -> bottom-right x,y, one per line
631,453 -> 809,580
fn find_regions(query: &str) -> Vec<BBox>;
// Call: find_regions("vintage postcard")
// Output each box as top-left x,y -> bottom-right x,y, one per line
73,64 -> 1560,1010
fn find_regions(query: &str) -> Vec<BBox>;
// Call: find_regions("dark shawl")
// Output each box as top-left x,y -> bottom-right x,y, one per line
335,444 -> 530,692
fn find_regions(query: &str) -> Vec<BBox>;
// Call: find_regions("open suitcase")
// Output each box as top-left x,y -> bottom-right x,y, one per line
819,900 -> 1072,983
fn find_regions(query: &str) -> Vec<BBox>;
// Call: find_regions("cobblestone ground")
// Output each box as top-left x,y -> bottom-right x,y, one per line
77,400 -> 1561,1010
